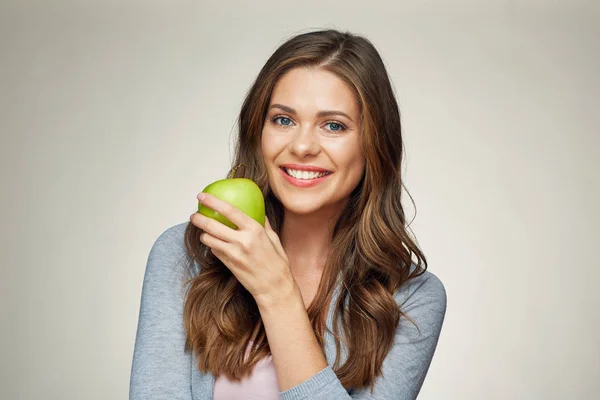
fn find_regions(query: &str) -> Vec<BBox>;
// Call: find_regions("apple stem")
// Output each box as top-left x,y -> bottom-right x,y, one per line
228,163 -> 247,179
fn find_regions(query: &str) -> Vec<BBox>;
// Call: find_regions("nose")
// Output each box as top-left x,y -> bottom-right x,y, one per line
288,125 -> 321,157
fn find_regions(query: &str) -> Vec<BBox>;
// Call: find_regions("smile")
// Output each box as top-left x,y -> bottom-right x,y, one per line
279,167 -> 333,187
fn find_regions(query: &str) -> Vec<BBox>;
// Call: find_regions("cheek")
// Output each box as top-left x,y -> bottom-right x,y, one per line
260,130 -> 274,159
330,140 -> 363,169
340,151 -> 365,185
261,130 -> 287,160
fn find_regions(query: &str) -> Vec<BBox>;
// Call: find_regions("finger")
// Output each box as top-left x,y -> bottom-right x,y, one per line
199,231 -> 229,255
200,232 -> 249,281
191,212 -> 236,243
198,193 -> 253,230
199,231 -> 243,274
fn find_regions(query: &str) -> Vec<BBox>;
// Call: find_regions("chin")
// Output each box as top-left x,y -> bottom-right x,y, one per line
286,207 -> 324,217
279,193 -> 346,217
279,198 -> 323,215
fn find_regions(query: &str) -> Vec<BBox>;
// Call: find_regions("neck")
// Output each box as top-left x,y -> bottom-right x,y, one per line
280,207 -> 340,278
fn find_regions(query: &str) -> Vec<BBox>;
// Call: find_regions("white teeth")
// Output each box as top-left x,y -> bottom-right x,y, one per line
284,168 -> 329,180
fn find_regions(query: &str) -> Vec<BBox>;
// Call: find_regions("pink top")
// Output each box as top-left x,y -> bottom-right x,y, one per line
213,351 -> 280,400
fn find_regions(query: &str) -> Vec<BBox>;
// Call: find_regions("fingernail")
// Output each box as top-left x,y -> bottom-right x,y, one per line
197,193 -> 205,202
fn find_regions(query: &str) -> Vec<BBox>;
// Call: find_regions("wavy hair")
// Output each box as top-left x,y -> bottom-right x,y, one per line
182,29 -> 427,391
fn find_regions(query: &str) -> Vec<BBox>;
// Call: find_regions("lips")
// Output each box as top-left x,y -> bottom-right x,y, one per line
280,167 -> 332,178
279,163 -> 332,173
279,167 -> 332,188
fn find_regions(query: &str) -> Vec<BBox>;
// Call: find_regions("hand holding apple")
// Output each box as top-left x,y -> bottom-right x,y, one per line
190,186 -> 293,306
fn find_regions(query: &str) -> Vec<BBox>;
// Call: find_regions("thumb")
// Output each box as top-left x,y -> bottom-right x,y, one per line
264,217 -> 288,261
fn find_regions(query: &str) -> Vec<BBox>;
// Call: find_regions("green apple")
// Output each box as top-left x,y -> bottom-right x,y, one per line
197,177 -> 265,230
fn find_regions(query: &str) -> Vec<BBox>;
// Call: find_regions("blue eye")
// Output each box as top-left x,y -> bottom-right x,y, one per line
325,122 -> 345,132
273,117 -> 293,126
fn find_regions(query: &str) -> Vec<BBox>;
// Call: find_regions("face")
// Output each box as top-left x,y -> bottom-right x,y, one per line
261,67 -> 365,217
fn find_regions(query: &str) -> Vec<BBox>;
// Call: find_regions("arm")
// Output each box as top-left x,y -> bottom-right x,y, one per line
261,271 -> 446,400
257,281 -> 330,392
189,194 -> 447,398
129,225 -> 195,400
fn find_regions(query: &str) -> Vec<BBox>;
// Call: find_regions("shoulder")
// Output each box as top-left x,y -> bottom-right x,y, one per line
152,221 -> 189,251
147,221 -> 200,280
394,267 -> 447,334
396,267 -> 446,309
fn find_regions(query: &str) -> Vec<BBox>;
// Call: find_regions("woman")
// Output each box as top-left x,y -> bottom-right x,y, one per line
130,29 -> 447,399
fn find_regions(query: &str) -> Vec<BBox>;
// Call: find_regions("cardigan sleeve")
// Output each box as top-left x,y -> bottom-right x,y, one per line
279,271 -> 447,400
129,225 -> 195,400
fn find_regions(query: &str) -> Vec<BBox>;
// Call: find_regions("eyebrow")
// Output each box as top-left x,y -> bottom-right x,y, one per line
269,103 -> 355,123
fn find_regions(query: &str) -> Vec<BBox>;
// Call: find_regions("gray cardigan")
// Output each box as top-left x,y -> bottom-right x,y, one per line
129,222 -> 447,399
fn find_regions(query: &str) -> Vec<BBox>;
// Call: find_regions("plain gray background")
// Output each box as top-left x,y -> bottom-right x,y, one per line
1,1 -> 598,399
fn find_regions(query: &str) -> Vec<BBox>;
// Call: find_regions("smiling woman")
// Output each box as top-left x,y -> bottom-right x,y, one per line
262,67 -> 365,213
130,29 -> 447,400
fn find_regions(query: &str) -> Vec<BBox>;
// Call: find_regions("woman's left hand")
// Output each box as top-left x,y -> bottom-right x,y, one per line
190,192 -> 294,307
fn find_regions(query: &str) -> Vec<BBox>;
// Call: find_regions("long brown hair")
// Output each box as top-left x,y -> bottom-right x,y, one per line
183,29 -> 427,391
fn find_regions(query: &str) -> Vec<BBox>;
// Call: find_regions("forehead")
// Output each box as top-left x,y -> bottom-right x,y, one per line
269,67 -> 359,115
